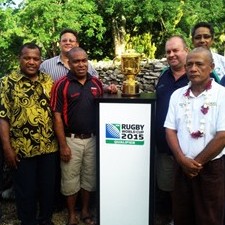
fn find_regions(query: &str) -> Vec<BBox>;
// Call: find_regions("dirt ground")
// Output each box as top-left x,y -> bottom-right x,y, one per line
0,194 -> 171,225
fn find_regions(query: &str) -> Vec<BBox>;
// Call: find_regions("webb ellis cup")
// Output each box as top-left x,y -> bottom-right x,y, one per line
121,50 -> 141,97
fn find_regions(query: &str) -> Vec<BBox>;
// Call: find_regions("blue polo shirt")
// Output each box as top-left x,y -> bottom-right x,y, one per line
155,67 -> 189,154
51,71 -> 103,134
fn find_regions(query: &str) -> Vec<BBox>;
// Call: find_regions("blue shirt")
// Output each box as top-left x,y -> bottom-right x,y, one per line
155,67 -> 189,154
220,75 -> 225,87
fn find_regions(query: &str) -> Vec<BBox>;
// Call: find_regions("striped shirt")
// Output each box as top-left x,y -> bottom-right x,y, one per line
40,55 -> 98,81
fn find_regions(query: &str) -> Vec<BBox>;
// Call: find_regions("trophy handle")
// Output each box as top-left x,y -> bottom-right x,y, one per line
113,56 -> 121,66
140,53 -> 149,69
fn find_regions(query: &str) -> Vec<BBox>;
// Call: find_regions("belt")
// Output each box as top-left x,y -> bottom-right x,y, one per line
65,133 -> 95,139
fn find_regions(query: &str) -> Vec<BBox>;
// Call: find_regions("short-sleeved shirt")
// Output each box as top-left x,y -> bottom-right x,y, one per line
155,67 -> 188,154
40,55 -> 98,81
50,71 -> 103,134
212,52 -> 225,80
164,79 -> 225,160
0,71 -> 58,158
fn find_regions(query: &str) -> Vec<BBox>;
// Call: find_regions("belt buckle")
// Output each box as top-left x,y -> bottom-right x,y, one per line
80,134 -> 85,139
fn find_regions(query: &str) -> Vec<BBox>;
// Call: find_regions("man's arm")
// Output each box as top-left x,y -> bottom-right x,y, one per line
0,119 -> 18,168
53,112 -> 72,162
166,128 -> 202,178
195,131 -> 225,165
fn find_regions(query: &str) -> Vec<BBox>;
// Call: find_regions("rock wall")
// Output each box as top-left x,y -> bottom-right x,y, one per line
94,58 -> 168,92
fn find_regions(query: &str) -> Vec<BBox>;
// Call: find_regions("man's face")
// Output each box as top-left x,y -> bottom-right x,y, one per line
68,50 -> 88,78
19,47 -> 41,77
165,37 -> 188,70
185,51 -> 214,85
192,27 -> 213,49
59,32 -> 79,54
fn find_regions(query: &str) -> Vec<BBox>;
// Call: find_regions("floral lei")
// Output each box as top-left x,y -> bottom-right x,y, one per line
183,80 -> 212,139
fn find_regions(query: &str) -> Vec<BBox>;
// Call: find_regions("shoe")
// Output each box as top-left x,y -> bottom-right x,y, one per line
1,186 -> 15,200
166,220 -> 174,225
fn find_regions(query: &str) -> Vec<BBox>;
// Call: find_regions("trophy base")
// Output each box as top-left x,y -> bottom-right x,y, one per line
121,92 -> 140,97
122,82 -> 140,98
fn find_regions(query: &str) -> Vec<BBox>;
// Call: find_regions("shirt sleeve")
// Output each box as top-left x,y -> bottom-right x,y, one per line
164,91 -> 178,130
88,61 -> 98,77
50,79 -> 64,113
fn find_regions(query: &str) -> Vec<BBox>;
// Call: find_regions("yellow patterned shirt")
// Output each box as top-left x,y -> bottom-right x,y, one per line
0,70 -> 58,158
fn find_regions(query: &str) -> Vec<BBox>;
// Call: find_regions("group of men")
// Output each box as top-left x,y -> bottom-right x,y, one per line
156,21 -> 225,225
1,20 -> 225,225
0,28 -> 117,225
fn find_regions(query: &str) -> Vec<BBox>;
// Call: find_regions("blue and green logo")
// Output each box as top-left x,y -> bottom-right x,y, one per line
105,123 -> 144,145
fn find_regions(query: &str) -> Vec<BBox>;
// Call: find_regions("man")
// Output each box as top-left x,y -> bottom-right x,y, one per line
40,28 -> 117,93
192,21 -> 225,80
0,43 -> 58,225
164,47 -> 225,225
41,28 -> 116,213
155,35 -> 189,224
40,28 -> 97,81
50,47 -> 103,225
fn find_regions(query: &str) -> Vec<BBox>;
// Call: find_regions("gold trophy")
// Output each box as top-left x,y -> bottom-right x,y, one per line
120,50 -> 141,97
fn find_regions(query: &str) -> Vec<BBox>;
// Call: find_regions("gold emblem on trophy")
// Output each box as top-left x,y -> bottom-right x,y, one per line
120,50 -> 141,97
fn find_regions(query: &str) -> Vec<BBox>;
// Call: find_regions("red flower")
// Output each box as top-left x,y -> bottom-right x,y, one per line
184,88 -> 191,97
191,131 -> 204,138
201,105 -> 209,114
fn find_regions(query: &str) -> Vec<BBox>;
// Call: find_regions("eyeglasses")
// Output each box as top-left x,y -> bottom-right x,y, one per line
194,34 -> 212,40
61,39 -> 77,43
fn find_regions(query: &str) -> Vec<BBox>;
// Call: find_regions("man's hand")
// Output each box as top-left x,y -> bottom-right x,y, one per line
60,145 -> 72,162
107,83 -> 118,94
179,156 -> 203,178
4,147 -> 19,169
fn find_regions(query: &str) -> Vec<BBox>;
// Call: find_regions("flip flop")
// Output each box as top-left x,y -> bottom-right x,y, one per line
81,216 -> 96,225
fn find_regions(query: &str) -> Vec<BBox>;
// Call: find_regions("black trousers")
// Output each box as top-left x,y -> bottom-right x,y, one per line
0,143 -> 3,219
13,152 -> 57,225
0,142 -> 3,192
173,156 -> 225,225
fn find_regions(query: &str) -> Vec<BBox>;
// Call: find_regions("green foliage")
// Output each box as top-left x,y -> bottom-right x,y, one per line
15,0 -> 106,58
125,33 -> 156,59
1,0 -> 225,76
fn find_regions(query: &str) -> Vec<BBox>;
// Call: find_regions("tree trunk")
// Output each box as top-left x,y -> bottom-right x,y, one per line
112,15 -> 126,57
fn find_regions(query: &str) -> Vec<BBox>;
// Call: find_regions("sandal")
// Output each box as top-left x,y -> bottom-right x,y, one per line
81,216 -> 96,225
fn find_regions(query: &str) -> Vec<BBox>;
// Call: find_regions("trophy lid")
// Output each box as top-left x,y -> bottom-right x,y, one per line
121,49 -> 141,58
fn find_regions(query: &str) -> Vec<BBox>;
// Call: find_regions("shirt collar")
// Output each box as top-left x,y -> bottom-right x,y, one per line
12,70 -> 47,83
67,70 -> 92,81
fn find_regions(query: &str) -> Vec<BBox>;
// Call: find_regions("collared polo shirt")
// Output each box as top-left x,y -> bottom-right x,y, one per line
0,70 -> 58,158
50,71 -> 103,134
155,67 -> 189,154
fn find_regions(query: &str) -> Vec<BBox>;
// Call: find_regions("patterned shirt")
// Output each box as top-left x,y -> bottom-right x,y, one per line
0,70 -> 58,158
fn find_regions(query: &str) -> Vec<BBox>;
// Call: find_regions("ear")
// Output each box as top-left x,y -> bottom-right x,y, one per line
210,62 -> 215,72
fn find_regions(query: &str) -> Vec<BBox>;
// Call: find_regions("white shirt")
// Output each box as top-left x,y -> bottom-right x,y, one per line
164,80 -> 225,160
212,52 -> 225,80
